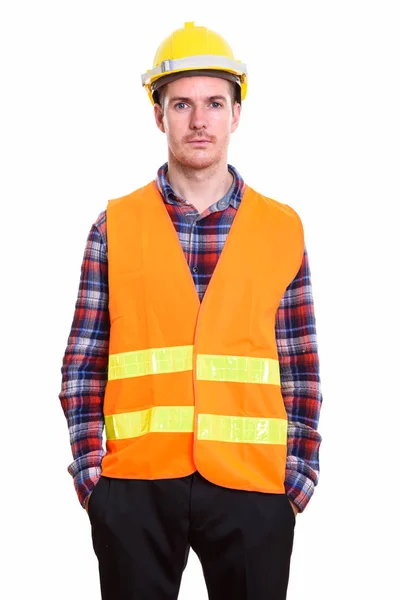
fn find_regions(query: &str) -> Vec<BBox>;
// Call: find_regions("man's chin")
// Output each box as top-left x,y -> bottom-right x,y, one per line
177,154 -> 216,170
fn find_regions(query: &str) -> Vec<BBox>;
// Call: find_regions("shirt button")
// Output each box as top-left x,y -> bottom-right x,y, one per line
219,201 -> 227,208
192,267 -> 199,273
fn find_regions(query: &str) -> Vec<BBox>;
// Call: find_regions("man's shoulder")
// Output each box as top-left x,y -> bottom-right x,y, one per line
245,184 -> 302,222
107,181 -> 157,210
94,209 -> 107,228
93,181 -> 157,235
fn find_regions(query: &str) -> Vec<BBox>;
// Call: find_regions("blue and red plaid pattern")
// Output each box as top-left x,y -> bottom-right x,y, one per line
59,163 -> 322,512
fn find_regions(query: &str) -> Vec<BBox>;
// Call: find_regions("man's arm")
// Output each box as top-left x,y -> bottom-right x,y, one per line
59,211 -> 109,508
276,246 -> 323,513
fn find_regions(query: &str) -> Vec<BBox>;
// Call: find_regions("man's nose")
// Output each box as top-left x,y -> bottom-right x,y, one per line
189,105 -> 207,129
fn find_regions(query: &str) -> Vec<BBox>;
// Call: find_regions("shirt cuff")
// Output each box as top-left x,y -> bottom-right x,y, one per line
68,450 -> 106,508
284,465 -> 317,513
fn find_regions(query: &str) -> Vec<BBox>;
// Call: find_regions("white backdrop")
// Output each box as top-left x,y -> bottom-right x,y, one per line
1,1 -> 399,598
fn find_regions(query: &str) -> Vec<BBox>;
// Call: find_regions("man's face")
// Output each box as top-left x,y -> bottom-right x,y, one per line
154,75 -> 241,170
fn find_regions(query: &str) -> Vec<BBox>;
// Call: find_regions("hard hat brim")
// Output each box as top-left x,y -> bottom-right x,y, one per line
151,69 -> 241,93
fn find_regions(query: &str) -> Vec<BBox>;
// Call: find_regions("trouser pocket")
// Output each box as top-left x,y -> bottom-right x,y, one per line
88,476 -> 111,523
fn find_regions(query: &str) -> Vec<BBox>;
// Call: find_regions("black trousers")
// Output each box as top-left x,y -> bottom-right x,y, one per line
88,471 -> 295,600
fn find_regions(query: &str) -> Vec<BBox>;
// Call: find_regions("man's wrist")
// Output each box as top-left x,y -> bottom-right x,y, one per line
84,493 -> 92,512
289,499 -> 299,517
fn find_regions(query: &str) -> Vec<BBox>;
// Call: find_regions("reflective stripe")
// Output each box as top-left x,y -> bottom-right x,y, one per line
198,414 -> 287,445
106,407 -> 287,445
108,348 -> 280,385
105,406 -> 195,440
197,354 -> 280,385
141,54 -> 248,86
108,346 -> 193,381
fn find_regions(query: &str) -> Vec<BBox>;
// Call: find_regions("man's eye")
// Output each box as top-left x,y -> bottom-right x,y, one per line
175,102 -> 187,109
211,102 -> 222,108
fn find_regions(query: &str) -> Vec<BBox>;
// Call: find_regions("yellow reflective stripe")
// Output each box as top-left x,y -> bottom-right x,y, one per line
108,346 -> 193,381
196,354 -> 280,385
105,406 -> 195,440
108,347 -> 279,385
106,408 -> 286,445
197,414 -> 287,445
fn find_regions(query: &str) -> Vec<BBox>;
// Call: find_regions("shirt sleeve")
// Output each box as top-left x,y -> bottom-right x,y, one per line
275,246 -> 323,512
59,211 -> 109,508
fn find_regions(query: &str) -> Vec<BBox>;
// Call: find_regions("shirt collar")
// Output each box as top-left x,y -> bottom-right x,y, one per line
155,162 -> 245,210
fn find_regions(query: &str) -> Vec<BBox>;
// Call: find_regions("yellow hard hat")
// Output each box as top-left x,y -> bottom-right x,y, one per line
141,21 -> 248,105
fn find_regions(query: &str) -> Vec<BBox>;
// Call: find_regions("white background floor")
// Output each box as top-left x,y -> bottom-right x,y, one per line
1,1 -> 399,598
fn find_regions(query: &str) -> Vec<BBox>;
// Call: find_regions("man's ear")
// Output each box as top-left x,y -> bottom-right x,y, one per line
231,101 -> 241,133
154,103 -> 165,133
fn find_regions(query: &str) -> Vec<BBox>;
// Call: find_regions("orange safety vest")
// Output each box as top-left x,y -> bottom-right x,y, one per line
100,181 -> 304,493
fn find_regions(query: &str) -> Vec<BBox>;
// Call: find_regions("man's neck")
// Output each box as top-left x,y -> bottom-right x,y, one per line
166,159 -> 233,213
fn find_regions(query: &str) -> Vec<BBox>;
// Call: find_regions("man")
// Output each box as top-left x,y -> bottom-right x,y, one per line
60,21 -> 323,600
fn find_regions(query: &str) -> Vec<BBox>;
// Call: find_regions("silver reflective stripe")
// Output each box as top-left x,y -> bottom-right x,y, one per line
141,55 -> 247,86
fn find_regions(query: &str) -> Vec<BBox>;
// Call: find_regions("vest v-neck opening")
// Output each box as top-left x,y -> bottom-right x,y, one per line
150,180 -> 250,312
